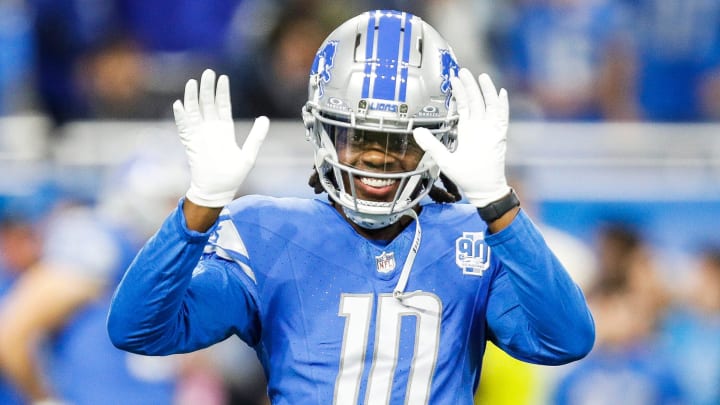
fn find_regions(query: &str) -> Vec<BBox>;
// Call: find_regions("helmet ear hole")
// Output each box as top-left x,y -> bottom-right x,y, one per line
353,33 -> 362,59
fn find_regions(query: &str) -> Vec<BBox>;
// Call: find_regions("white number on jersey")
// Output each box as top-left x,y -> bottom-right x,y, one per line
334,292 -> 442,405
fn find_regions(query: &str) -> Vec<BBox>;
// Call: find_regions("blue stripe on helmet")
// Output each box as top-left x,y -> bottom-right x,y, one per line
372,11 -> 403,101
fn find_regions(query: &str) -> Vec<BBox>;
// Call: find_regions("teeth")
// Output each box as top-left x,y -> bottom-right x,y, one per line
360,177 -> 396,187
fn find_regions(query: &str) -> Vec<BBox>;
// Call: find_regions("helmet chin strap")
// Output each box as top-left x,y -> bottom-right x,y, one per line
344,205 -> 423,304
342,206 -> 404,230
393,209 -> 422,302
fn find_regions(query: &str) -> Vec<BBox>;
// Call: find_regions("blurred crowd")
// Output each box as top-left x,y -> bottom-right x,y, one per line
1,0 -> 720,126
0,0 -> 425,127
0,145 -> 272,405
476,173 -> 720,405
1,0 -> 720,404
477,221 -> 720,405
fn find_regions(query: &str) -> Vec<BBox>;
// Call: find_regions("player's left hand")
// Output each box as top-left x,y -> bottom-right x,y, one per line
413,68 -> 510,208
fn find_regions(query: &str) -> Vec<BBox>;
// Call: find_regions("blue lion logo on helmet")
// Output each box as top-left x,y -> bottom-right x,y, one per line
439,49 -> 459,107
310,40 -> 339,97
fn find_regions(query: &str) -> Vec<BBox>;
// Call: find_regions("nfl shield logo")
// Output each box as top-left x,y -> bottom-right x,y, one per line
375,251 -> 396,273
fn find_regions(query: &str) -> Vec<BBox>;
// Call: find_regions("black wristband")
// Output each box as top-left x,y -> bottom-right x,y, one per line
477,189 -> 520,223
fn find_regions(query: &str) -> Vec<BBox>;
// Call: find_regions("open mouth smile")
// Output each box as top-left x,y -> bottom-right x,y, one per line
360,177 -> 396,188
355,176 -> 398,200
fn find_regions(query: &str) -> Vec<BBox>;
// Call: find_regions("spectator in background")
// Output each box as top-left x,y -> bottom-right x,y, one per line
0,209 -> 44,405
28,0 -> 129,124
79,38 -> 151,119
230,7 -> 332,119
0,218 -> 41,293
228,0 -> 429,119
117,0 -> 245,118
622,0 -> 720,121
552,223 -> 685,404
0,149 -> 191,404
27,0 -> 245,126
0,189 -> 49,294
0,180 -> 59,297
658,247 -> 720,405
490,0 -> 637,121
28,0 -> 430,125
593,222 -> 670,318
553,279 -> 684,404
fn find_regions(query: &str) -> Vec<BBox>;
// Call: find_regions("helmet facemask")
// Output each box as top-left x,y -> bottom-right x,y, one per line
303,10 -> 460,229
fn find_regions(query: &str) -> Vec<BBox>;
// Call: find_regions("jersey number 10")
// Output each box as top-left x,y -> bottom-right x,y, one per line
334,292 -> 442,405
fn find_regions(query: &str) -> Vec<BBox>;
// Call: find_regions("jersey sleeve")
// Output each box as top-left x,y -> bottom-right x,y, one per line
484,209 -> 595,365
107,199 -> 261,356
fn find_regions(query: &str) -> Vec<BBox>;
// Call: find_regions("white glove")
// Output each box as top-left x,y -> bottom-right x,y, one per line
173,69 -> 269,207
413,68 -> 511,208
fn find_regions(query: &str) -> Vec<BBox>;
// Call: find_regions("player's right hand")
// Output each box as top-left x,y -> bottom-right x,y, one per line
173,69 -> 269,207
413,69 -> 510,209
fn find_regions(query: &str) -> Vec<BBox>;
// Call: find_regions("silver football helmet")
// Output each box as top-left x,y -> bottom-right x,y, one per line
303,10 -> 459,229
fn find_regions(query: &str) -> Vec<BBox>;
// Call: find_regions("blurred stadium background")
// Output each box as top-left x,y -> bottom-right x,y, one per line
1,0 -> 720,404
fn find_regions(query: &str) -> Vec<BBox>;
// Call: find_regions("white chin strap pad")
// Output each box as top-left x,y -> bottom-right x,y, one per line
343,206 -> 406,230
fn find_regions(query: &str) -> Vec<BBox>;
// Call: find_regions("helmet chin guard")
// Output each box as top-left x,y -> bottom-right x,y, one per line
342,207 -> 408,230
303,10 -> 459,229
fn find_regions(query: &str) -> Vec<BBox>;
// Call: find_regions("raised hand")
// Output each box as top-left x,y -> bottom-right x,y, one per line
173,69 -> 269,207
413,68 -> 510,208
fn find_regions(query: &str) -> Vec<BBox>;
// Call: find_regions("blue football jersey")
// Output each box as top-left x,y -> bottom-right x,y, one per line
109,196 -> 594,405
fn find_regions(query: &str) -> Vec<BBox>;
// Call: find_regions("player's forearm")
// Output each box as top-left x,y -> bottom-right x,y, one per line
486,209 -> 595,363
107,203 -> 214,354
0,333 -> 52,402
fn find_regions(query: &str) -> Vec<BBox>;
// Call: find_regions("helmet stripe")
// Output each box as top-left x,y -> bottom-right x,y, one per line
398,12 -> 413,102
361,11 -> 414,103
373,12 -> 403,101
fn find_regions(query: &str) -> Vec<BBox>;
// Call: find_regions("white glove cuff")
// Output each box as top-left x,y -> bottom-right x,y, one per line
186,188 -> 237,208
465,184 -> 512,208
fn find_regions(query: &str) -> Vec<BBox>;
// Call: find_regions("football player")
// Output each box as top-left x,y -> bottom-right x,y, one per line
108,10 -> 595,404
0,150 -> 185,404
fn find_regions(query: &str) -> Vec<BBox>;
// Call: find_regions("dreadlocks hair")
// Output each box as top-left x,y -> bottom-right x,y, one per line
308,168 -> 326,194
429,172 -> 462,203
308,168 -> 462,204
